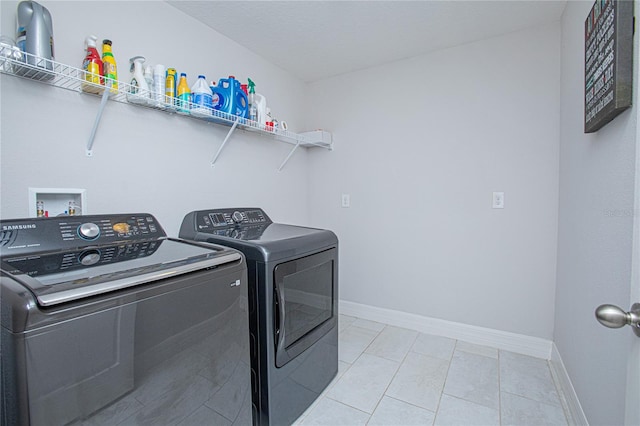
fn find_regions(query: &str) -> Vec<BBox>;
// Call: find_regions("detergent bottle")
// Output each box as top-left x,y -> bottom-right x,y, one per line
190,75 -> 213,117
211,75 -> 249,118
126,56 -> 149,105
81,35 -> 103,94
101,39 -> 118,93
177,72 -> 191,114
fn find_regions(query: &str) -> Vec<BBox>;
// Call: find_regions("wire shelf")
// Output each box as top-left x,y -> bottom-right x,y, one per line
0,45 -> 333,151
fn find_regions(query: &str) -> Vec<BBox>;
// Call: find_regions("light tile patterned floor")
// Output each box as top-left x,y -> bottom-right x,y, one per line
294,315 -> 568,426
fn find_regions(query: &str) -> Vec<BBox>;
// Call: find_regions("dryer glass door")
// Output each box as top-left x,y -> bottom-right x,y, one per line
274,248 -> 336,367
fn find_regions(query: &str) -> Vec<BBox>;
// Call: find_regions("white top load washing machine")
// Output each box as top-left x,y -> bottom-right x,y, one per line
179,208 -> 339,426
1,213 -> 251,425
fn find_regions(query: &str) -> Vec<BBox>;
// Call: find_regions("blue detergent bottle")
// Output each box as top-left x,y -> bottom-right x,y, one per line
211,75 -> 249,118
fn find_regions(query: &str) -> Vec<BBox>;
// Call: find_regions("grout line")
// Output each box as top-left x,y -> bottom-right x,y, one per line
433,338 -> 457,424
500,390 -> 566,409
367,330 -> 417,424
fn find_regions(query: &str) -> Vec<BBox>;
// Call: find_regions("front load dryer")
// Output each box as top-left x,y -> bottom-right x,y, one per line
179,208 -> 338,426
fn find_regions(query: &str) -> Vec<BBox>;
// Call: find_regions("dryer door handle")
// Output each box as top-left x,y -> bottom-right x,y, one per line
274,286 -> 286,353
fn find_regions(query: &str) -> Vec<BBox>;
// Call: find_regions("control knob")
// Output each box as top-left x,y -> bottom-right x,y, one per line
79,250 -> 101,266
78,223 -> 100,240
232,211 -> 244,224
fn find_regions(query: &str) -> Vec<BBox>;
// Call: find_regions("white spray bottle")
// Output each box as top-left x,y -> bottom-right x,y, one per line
127,56 -> 149,105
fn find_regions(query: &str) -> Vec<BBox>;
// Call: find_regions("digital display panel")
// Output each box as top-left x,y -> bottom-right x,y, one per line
209,213 -> 228,226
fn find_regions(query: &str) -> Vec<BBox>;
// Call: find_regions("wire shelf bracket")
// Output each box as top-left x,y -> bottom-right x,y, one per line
211,116 -> 241,167
86,80 -> 112,157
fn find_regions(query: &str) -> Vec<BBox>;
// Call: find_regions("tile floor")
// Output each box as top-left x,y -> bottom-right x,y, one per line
294,315 -> 569,426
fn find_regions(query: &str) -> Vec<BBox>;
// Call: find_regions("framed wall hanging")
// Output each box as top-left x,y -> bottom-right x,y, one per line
584,0 -> 633,133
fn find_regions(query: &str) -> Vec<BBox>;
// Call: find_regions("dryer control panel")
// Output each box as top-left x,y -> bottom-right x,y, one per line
184,208 -> 272,234
0,213 -> 166,256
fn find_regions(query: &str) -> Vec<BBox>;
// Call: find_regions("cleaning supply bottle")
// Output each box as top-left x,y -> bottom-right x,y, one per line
16,0 -> 54,77
190,74 -> 213,117
144,64 -> 154,104
254,92 -> 267,126
152,64 -> 166,108
211,75 -> 249,118
81,35 -> 103,94
247,78 -> 257,122
165,67 -> 177,110
126,56 -> 148,105
177,72 -> 190,114
246,77 -> 267,125
101,39 -> 118,93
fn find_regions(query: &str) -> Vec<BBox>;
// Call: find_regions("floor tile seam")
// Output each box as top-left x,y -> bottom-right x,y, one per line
349,323 -> 386,354
432,339 -> 458,424
323,393 -> 375,417
364,329 -> 420,364
381,394 -> 438,415
441,349 -> 500,411
499,390 -> 564,408
372,335 -> 421,419
331,349 -> 403,415
453,347 -> 500,362
439,391 -> 502,414
345,323 -> 387,337
455,340 -> 501,359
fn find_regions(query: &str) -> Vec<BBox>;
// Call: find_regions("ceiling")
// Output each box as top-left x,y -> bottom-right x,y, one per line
168,1 -> 567,83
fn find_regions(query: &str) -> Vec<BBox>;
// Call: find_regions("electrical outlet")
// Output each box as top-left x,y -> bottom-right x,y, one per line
341,194 -> 350,208
492,192 -> 505,209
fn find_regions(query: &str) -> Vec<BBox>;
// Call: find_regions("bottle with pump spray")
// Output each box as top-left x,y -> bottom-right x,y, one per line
247,77 -> 267,127
248,77 -> 257,122
126,56 -> 149,105
81,35 -> 103,94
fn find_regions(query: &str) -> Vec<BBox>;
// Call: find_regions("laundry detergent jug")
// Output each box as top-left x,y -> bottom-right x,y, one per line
211,75 -> 249,118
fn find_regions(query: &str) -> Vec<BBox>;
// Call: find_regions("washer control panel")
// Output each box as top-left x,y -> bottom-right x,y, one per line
0,213 -> 165,256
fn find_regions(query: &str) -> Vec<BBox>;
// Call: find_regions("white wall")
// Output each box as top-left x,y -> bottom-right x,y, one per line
0,1 -> 311,235
555,1 -> 638,425
306,23 -> 561,340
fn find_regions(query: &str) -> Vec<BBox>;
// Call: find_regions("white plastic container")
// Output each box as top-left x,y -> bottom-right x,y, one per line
152,64 -> 165,108
254,93 -> 267,126
144,64 -> 154,100
127,56 -> 149,105
190,74 -> 213,117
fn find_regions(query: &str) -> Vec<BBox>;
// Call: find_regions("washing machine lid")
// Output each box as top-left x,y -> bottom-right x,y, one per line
0,238 -> 241,306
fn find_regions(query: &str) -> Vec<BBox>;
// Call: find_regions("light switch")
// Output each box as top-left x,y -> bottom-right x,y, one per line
492,192 -> 505,209
341,194 -> 350,208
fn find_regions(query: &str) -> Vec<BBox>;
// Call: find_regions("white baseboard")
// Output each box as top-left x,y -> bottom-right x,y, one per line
339,300 -> 553,359
549,343 -> 589,425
